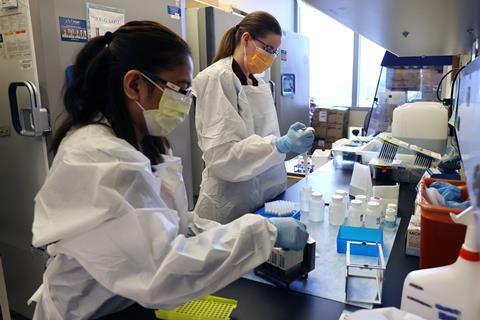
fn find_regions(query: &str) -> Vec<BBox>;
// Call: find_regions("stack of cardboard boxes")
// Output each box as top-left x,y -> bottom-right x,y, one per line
311,107 -> 349,149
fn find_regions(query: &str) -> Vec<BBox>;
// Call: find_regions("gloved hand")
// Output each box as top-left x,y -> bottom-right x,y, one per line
275,122 -> 315,154
269,217 -> 309,250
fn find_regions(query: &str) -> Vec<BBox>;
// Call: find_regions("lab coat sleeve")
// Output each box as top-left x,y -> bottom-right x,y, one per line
51,210 -> 276,310
204,139 -> 285,182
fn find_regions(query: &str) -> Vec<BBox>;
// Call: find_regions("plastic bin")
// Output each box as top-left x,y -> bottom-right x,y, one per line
417,177 -> 468,269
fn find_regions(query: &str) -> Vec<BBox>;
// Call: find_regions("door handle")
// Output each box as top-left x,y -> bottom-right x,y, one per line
8,81 -> 51,136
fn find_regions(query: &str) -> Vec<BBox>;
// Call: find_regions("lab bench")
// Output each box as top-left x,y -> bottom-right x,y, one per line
215,161 -> 419,320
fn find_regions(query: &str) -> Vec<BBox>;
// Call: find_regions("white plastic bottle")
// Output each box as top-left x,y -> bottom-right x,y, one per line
364,201 -> 381,228
300,185 -> 312,213
401,206 -> 480,319
347,199 -> 364,227
387,203 -> 397,216
309,192 -> 325,222
329,195 -> 345,226
355,194 -> 368,210
335,189 -> 349,217
370,196 -> 385,218
383,208 -> 397,230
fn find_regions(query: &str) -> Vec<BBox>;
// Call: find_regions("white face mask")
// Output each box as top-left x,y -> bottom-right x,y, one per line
135,72 -> 192,137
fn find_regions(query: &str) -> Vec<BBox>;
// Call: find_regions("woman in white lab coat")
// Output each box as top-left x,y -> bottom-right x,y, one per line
29,21 -> 308,319
193,12 -> 314,224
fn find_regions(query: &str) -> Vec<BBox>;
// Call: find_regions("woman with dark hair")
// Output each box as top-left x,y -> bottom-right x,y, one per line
193,11 -> 314,223
29,21 -> 308,319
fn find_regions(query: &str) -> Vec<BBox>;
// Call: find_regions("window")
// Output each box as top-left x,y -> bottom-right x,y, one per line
299,1 -> 385,108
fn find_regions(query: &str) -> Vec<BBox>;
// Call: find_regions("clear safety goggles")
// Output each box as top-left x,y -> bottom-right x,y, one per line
140,71 -> 193,103
253,37 -> 280,57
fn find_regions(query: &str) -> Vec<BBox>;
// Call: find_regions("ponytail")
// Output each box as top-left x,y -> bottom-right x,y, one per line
213,26 -> 238,63
213,11 -> 281,63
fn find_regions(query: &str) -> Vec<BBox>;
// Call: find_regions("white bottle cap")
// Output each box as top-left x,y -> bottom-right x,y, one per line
370,196 -> 382,202
350,199 -> 362,207
312,192 -> 323,200
385,208 -> 396,221
331,195 -> 343,203
355,195 -> 367,201
367,201 -> 380,208
336,190 -> 348,196
387,203 -> 397,210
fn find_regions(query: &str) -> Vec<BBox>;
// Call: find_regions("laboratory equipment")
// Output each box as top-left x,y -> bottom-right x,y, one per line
254,237 -> 316,287
365,201 -> 381,228
377,136 -> 408,164
264,200 -> 297,217
401,207 -> 480,320
300,186 -> 312,213
347,200 -> 364,227
383,208 -> 397,230
0,1 -> 192,316
350,162 -> 373,197
337,226 -> 384,256
309,192 -> 325,222
155,295 -> 237,320
392,102 -> 448,155
335,189 -> 350,216
329,195 -> 346,226
365,52 -> 452,138
345,241 -> 386,305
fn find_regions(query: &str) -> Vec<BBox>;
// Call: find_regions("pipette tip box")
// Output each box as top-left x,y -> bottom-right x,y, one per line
337,226 -> 383,257
256,207 -> 301,220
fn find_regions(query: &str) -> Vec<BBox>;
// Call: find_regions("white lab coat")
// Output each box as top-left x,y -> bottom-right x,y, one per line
29,124 -> 277,319
193,56 -> 287,224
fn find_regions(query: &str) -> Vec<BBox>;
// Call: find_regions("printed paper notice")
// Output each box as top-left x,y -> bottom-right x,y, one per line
0,12 -> 31,59
86,3 -> 125,39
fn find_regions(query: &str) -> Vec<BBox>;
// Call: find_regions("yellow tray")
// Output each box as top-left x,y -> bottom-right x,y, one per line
155,295 -> 237,320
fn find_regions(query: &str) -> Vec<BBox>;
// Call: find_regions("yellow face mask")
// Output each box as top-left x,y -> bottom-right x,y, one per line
244,42 -> 275,75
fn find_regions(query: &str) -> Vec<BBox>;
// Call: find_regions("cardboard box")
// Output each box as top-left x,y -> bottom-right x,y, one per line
326,123 -> 345,139
405,215 -> 421,256
313,124 -> 327,138
311,107 -> 329,126
327,107 -> 349,125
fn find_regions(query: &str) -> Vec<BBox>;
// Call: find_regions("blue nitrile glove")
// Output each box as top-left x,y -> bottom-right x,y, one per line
269,217 -> 309,251
446,200 -> 471,210
430,182 -> 463,202
275,122 -> 315,154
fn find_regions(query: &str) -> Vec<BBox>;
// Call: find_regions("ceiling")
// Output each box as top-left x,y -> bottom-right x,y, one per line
304,0 -> 480,56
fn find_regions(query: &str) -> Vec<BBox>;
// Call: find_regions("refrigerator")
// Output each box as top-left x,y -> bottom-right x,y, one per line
186,7 -> 310,195
0,0 -> 192,317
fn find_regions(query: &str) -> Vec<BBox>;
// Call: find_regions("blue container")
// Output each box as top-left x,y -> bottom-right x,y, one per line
337,226 -> 383,257
256,207 -> 301,220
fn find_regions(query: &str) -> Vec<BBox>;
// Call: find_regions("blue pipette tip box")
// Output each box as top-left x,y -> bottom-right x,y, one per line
256,207 -> 301,220
337,226 -> 383,257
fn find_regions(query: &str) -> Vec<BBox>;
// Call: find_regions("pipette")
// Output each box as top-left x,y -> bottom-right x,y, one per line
300,127 -> 315,185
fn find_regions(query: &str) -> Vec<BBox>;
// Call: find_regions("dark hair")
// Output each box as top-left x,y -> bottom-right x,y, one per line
52,21 -> 191,164
213,11 -> 282,63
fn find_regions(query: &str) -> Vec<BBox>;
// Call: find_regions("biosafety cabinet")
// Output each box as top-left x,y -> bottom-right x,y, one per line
0,0 -> 193,317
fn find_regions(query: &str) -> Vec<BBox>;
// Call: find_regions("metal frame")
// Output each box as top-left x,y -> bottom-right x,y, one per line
345,241 -> 386,305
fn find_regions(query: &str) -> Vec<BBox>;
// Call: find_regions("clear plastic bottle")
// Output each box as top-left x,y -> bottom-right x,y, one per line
309,192 -> 325,222
329,195 -> 345,226
364,201 -> 381,228
384,208 -> 397,230
335,189 -> 349,217
355,195 -> 368,210
300,185 -> 312,213
347,199 -> 364,227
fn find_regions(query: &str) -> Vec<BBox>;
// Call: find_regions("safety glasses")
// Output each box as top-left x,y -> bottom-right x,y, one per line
141,71 -> 192,99
253,37 -> 279,56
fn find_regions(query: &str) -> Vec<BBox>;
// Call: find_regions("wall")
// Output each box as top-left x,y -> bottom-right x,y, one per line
227,0 -> 295,31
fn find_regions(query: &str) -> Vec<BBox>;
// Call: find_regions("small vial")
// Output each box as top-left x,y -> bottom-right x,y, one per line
365,201 -> 381,228
355,195 -> 368,210
387,203 -> 397,216
347,199 -> 364,227
329,195 -> 345,226
384,208 -> 397,230
300,185 -> 312,213
309,192 -> 325,222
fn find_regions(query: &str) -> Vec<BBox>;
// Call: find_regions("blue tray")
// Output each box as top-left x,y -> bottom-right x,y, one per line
337,226 -> 383,257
